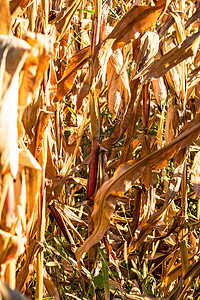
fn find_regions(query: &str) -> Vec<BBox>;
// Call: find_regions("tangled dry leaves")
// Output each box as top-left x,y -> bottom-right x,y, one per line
1,0 -> 200,299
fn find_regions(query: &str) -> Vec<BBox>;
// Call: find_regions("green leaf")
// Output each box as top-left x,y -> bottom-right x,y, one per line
99,249 -> 110,300
93,273 -> 104,290
65,102 -> 77,119
77,8 -> 95,14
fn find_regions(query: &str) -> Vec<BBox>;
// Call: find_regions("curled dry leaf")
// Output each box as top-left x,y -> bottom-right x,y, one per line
34,110 -> 51,158
136,31 -> 159,75
19,32 -> 53,110
136,31 -> 200,83
171,11 -> 186,102
0,35 -> 30,177
54,0 -> 83,42
162,39 -> 181,99
12,17 -> 29,39
151,77 -> 167,110
110,0 -> 169,50
107,49 -> 130,119
18,33 -> 52,138
101,79 -> 141,149
75,114 -> 200,268
54,46 -> 90,102
92,0 -> 169,94
0,147 -> 41,274
165,99 -> 179,144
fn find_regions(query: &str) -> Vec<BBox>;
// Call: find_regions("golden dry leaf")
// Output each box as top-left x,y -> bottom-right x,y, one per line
18,148 -> 42,235
136,31 -> 159,75
102,79 -> 141,149
191,151 -> 200,197
165,100 -> 179,144
151,77 -> 167,110
16,240 -> 42,291
0,35 -> 30,177
136,31 -> 200,83
171,11 -> 186,102
34,110 -> 51,161
45,129 -> 57,182
54,46 -> 90,102
110,0 -> 169,50
49,200 -> 86,244
0,229 -> 26,268
107,49 -> 130,119
0,0 -> 10,35
0,148 -> 41,274
54,0 -> 82,42
162,39 -> 181,99
49,61 -> 58,103
10,0 -> 31,17
22,99 -> 40,140
91,0 -> 169,96
75,114 -> 200,268
19,32 -> 53,109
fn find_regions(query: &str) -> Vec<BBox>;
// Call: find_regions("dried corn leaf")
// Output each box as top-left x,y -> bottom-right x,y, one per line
136,31 -> 200,82
0,0 -> 10,35
0,35 -> 30,177
130,164 -> 183,252
22,99 -> 40,140
18,148 -> 42,235
43,267 -> 60,300
165,100 -> 179,144
162,39 -> 181,98
152,77 -> 167,110
54,0 -> 82,42
19,32 -> 53,110
34,110 -> 51,159
76,115 -> 200,267
54,46 -> 90,102
171,11 -> 186,102
111,0 -> 168,50
12,17 -> 29,39
136,31 -> 159,75
16,240 -> 42,291
107,49 -> 130,119
102,79 -> 141,149
10,0 -> 31,17
186,6 -> 200,29
92,0 -> 169,94
0,229 -> 26,266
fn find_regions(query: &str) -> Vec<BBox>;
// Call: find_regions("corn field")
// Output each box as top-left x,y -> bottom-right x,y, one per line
1,0 -> 200,299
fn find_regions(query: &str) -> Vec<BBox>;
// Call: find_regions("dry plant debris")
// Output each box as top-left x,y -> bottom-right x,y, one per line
1,0 -> 200,299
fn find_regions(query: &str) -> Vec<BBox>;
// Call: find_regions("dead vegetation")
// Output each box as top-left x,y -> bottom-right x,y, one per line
1,0 -> 200,299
